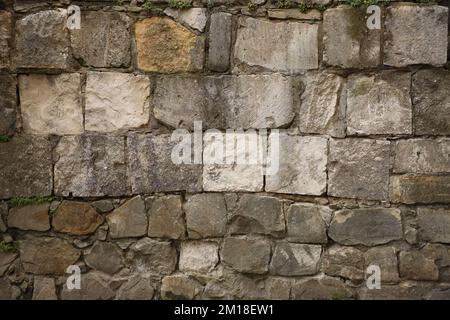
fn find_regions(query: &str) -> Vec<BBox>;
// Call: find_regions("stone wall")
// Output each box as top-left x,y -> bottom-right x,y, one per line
0,0 -> 450,300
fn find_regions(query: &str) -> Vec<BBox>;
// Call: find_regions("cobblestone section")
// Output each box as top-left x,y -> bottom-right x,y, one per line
0,0 -> 450,300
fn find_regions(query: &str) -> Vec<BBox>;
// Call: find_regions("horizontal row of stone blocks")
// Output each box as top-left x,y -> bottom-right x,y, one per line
0,5 -> 448,73
2,69 -> 450,136
1,134 -> 450,202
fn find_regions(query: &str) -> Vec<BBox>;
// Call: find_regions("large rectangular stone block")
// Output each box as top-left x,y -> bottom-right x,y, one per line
328,138 -> 390,200
0,136 -> 53,199
0,73 -> 16,136
384,5 -> 448,67
390,175 -> 450,204
234,17 -> 319,72
208,12 -> 232,72
418,207 -> 450,244
54,135 -> 129,197
0,11 -> 12,69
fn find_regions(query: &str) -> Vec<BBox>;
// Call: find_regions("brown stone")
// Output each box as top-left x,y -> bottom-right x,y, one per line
390,175 -> 450,204
8,203 -> 50,231
52,201 -> 104,235
0,11 -> 12,68
147,195 -> 185,240
107,196 -> 147,239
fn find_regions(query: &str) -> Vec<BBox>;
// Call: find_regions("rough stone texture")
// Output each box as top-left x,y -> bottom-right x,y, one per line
234,17 -> 319,72
221,237 -> 271,274
8,204 -> 50,231
384,5 -> 448,67
0,251 -> 17,277
390,175 -> 450,204
147,195 -> 185,240
20,237 -> 80,274
107,196 -> 147,239
32,277 -> 57,300
346,72 -> 412,135
292,276 -> 353,300
393,138 -> 450,173
229,194 -> 285,237
417,207 -> 450,244
116,275 -> 154,300
71,11 -> 131,68
161,275 -> 203,299
179,241 -> 219,273
323,6 -> 380,68
358,282 -> 431,300
266,134 -> 328,196
91,200 -> 114,214
164,8 -> 207,32
270,242 -> 322,276
208,12 -> 232,71
299,72 -> 346,137
328,138 -> 390,200
184,193 -> 227,239
365,247 -> 399,283
0,278 -> 20,300
61,272 -> 115,300
127,133 -> 202,193
0,73 -> 16,136
52,201 -> 103,235
412,69 -> 450,135
130,238 -> 177,275
0,11 -> 12,68
85,72 -> 150,133
18,73 -> 83,135
329,208 -> 403,246
268,9 -> 321,20
203,132 -> 264,192
54,135 -> 128,197
85,241 -> 123,275
0,136 -> 53,199
14,10 -> 69,69
286,203 -> 329,244
399,250 -> 439,281
135,17 -> 204,73
323,246 -> 364,282
152,74 -> 295,130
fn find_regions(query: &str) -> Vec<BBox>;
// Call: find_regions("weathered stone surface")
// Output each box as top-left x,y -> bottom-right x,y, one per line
85,72 -> 150,132
14,10 -> 69,69
268,9 -> 321,20
54,135 -> 128,197
417,207 -> 450,243
161,275 -> 203,299
164,8 -> 207,32
221,237 -> 271,274
328,138 -> 390,200
0,278 -> 20,300
85,242 -> 123,275
147,195 -> 185,239
203,132 -> 264,192
129,238 -> 177,275
20,237 -> 80,274
116,275 -> 154,300
8,204 -> 50,231
365,247 -> 399,283
208,12 -> 232,71
270,242 -> 322,276
18,73 -> 83,135
390,175 -> 450,204
179,241 -> 219,273
0,136 -> 52,199
347,72 -> 412,135
0,73 -> 16,136
399,250 -> 439,281
286,203 -> 329,244
53,201 -> 103,235
229,194 -> 285,237
266,134 -> 328,196
323,6 -> 380,68
299,72 -> 346,137
91,200 -> 114,214
185,193 -> 227,239
394,138 -> 450,173
384,5 -> 448,67
234,17 -> 318,72
358,282 -> 431,300
107,196 -> 147,239
135,17 -> 204,73
61,272 -> 115,300
128,133 -> 202,193
32,277 -> 57,300
412,69 -> 450,135
153,74 -> 295,130
0,11 -> 12,68
71,11 -> 131,67
329,208 -> 403,246
291,276 -> 353,300
0,251 -> 17,276
323,246 -> 364,282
